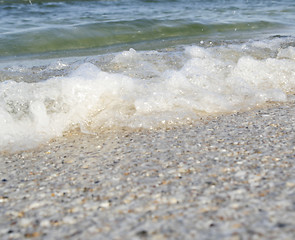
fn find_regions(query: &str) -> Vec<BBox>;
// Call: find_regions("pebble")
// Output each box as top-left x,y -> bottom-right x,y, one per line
100,201 -> 111,208
19,218 -> 32,227
63,216 -> 77,225
40,219 -> 51,228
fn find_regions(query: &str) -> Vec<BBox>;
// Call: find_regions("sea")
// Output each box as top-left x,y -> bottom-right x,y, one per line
1,0 -> 295,152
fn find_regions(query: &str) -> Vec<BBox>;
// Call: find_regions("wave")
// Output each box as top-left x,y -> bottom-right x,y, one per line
1,37 -> 295,151
0,19 -> 282,58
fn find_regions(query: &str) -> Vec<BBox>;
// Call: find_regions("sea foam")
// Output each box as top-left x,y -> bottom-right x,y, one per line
1,39 -> 295,151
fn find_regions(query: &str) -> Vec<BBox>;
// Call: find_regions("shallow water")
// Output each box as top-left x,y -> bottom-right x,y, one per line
1,0 -> 294,59
1,0 -> 295,151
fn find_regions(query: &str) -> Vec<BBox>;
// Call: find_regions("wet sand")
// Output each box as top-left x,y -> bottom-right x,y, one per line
1,99 -> 295,240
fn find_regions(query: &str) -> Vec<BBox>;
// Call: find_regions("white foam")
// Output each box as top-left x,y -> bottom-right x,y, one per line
1,39 -> 295,151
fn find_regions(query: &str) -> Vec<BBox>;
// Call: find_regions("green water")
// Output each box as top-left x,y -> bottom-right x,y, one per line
1,0 -> 295,59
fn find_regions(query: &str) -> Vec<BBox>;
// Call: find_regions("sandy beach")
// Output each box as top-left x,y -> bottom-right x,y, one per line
2,0 -> 295,239
1,98 -> 295,240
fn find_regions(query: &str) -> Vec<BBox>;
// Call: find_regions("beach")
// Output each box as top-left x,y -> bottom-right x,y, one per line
1,98 -> 295,239
1,0 -> 295,239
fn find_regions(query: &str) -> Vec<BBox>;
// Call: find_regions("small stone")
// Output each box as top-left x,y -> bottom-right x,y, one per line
178,168 -> 187,173
64,159 -> 74,164
235,170 -> 246,178
0,196 -> 9,202
232,223 -> 242,229
286,180 -> 295,187
100,201 -> 110,208
168,197 -> 178,204
136,230 -> 148,237
18,211 -> 25,218
276,222 -> 288,228
28,201 -> 47,210
24,232 -> 40,238
40,219 -> 51,227
19,218 -> 32,227
63,216 -> 76,224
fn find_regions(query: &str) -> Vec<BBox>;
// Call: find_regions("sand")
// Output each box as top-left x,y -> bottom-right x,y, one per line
1,98 -> 295,240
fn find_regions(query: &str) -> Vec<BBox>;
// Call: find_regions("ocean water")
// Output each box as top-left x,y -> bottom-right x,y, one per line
1,0 -> 295,151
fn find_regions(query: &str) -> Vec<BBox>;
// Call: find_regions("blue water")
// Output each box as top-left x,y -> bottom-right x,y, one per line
1,0 -> 295,152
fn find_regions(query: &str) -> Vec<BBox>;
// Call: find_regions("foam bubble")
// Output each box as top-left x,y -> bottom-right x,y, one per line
1,39 -> 295,151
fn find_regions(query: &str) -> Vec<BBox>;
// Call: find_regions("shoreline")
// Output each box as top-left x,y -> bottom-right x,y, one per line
1,100 -> 295,239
